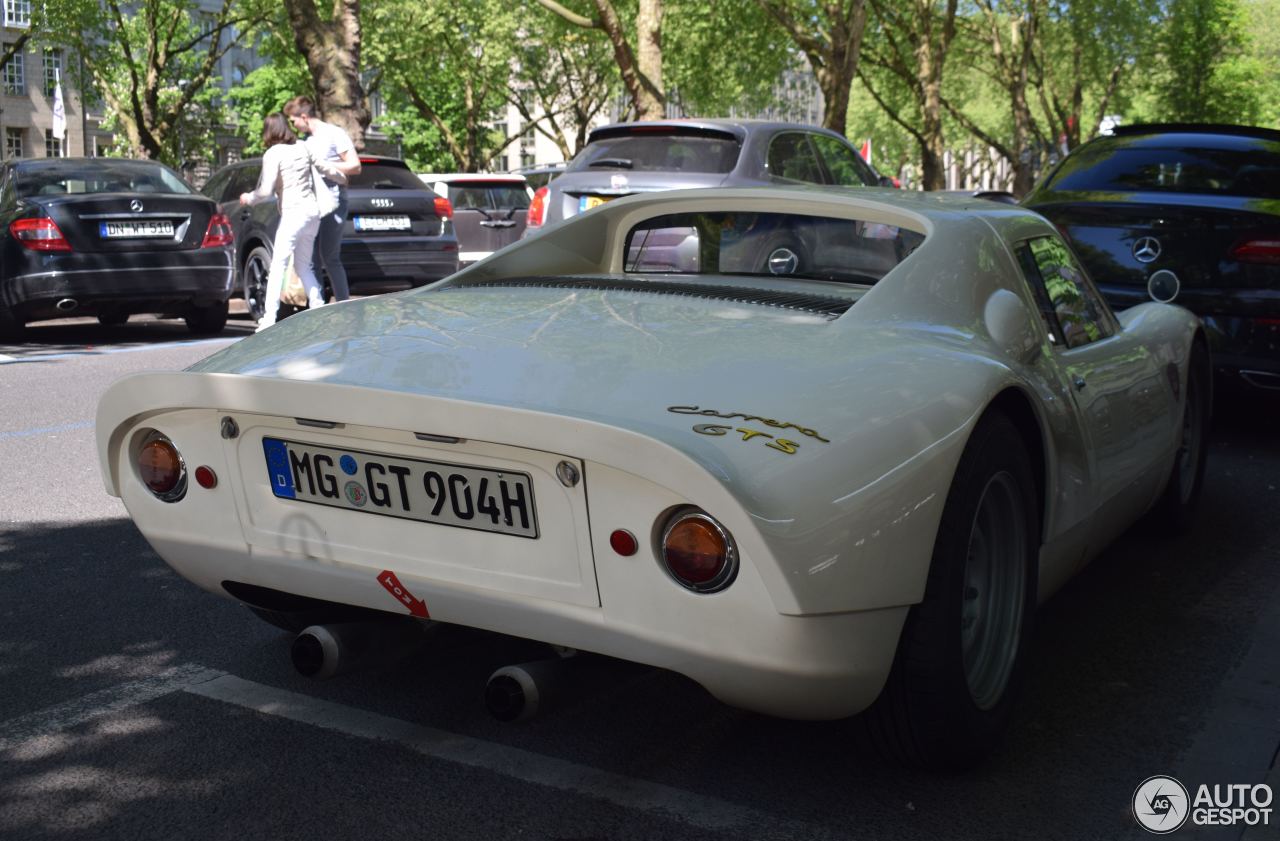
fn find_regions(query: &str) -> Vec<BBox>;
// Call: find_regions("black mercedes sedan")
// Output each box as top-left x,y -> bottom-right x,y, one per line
1024,124 -> 1280,391
203,155 -> 459,320
0,157 -> 235,340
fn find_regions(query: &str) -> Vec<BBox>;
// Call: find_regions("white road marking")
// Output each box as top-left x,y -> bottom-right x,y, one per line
0,664 -> 223,754
1,666 -> 843,839
187,674 -> 844,840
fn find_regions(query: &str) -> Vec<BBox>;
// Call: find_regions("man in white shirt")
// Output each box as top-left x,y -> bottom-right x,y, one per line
284,96 -> 362,301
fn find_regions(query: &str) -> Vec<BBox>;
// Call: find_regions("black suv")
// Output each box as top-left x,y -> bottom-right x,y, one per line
203,155 -> 459,319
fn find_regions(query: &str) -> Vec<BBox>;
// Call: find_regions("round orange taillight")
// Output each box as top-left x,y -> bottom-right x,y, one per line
660,511 -> 737,593
138,436 -> 187,501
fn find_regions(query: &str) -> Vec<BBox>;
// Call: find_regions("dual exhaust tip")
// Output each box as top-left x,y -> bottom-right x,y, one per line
289,618 -> 576,722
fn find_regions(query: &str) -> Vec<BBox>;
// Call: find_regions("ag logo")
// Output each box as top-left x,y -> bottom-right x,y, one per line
1134,775 -> 1190,833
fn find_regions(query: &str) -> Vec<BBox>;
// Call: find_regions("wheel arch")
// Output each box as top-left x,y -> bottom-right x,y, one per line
983,386 -> 1048,547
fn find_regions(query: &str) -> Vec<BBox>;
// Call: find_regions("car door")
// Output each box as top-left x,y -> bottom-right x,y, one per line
1015,234 -> 1171,552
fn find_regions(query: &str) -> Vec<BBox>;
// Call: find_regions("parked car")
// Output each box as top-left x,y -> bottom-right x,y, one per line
202,155 -> 459,320
98,186 -> 1209,768
509,161 -> 567,192
1023,123 -> 1280,391
526,119 -> 893,233
0,157 -> 234,339
418,173 -> 529,266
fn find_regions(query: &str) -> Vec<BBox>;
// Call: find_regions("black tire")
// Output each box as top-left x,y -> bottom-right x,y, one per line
185,301 -> 229,335
1149,342 -> 1211,532
756,232 -> 806,276
242,245 -> 273,322
98,312 -> 129,326
860,411 -> 1039,770
0,305 -> 23,342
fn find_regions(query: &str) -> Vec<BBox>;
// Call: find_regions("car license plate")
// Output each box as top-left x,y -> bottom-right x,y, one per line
354,215 -> 411,232
579,195 -> 614,212
99,220 -> 174,238
263,438 -> 538,539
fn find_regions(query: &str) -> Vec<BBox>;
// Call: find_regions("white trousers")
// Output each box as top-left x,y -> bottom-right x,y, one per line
259,210 -> 323,328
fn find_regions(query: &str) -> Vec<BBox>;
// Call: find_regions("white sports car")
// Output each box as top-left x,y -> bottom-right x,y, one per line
97,187 -> 1209,768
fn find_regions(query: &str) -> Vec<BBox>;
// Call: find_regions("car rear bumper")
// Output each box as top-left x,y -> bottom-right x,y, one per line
341,239 -> 459,289
3,250 -> 234,319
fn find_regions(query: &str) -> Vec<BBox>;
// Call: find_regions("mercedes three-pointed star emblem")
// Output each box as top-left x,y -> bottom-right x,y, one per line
1132,236 -> 1161,263
130,199 -> 144,213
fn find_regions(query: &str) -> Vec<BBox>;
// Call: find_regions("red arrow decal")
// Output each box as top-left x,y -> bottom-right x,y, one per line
378,570 -> 429,618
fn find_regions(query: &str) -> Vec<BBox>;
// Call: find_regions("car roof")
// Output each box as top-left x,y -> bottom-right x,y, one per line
586,119 -> 850,144
1109,123 -> 1280,142
14,157 -> 170,172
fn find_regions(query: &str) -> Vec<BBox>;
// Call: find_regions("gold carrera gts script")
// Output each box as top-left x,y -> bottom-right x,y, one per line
668,405 -> 831,456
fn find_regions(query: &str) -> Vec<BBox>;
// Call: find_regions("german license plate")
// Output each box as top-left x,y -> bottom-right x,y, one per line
99,220 -> 174,238
263,438 -> 538,539
579,195 -> 614,212
354,215 -> 411,232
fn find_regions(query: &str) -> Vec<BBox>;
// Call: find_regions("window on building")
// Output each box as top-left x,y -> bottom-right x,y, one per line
4,0 -> 31,28
42,48 -> 60,97
44,129 -> 61,158
2,49 -> 24,95
519,123 -> 536,168
6,127 -> 24,160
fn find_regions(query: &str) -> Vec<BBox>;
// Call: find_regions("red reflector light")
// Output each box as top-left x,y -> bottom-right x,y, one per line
527,186 -> 548,227
194,465 -> 217,489
201,213 -> 234,248
609,529 -> 638,556
660,511 -> 737,592
359,157 -> 380,164
433,196 -> 453,219
138,437 -> 185,498
10,217 -> 71,251
1232,238 -> 1280,264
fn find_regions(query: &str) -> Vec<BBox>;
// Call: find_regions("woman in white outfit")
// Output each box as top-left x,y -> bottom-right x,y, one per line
239,112 -> 338,331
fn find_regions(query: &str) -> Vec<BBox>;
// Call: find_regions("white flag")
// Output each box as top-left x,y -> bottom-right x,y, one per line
51,76 -> 66,142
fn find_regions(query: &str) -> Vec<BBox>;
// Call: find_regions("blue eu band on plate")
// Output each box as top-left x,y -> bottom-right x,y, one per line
262,438 -> 539,539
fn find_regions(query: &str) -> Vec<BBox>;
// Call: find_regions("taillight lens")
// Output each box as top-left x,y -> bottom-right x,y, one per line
10,217 -> 71,251
433,197 -> 453,219
137,435 -> 187,502
527,186 -> 547,228
201,213 -> 234,248
660,510 -> 737,592
1231,238 -> 1280,264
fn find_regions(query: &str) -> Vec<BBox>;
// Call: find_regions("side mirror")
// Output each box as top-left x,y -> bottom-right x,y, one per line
984,289 -> 1041,364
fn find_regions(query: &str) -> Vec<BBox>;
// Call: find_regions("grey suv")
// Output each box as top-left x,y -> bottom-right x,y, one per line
526,119 -> 890,232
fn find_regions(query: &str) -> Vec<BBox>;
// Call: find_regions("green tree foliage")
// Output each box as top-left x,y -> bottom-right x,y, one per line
1153,0 -> 1262,122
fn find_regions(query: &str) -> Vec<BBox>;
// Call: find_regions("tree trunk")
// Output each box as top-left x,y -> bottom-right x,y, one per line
282,0 -> 370,149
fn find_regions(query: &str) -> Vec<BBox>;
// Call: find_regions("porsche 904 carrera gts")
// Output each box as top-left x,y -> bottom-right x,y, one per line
96,187 -> 1209,768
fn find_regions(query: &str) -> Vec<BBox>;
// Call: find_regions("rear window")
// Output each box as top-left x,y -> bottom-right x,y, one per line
569,131 -> 741,174
349,162 -> 432,190
623,211 -> 924,284
1045,142 -> 1280,197
449,183 -> 530,210
16,162 -> 192,197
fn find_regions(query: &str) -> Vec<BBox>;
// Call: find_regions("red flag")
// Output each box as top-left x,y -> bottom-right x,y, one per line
859,139 -> 872,167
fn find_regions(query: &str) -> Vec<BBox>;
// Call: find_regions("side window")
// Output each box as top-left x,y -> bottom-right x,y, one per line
1016,235 -> 1111,349
202,169 -> 231,202
810,134 -> 876,187
766,133 -> 824,184
229,165 -> 262,199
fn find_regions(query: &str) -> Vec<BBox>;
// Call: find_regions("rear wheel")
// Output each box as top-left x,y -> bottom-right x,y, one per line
0,305 -> 22,342
860,411 -> 1038,769
185,301 -> 229,335
242,245 -> 272,322
1149,343 -> 1211,531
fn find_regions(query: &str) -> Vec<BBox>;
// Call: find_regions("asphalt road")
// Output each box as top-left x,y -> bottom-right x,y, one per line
2,313 -> 1279,841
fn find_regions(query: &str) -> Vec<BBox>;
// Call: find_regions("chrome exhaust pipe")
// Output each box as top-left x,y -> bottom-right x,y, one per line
484,653 -> 578,722
291,618 -> 432,680
55,298 -> 78,312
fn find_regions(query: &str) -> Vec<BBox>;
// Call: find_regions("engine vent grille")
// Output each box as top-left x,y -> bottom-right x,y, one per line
445,277 -> 854,319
